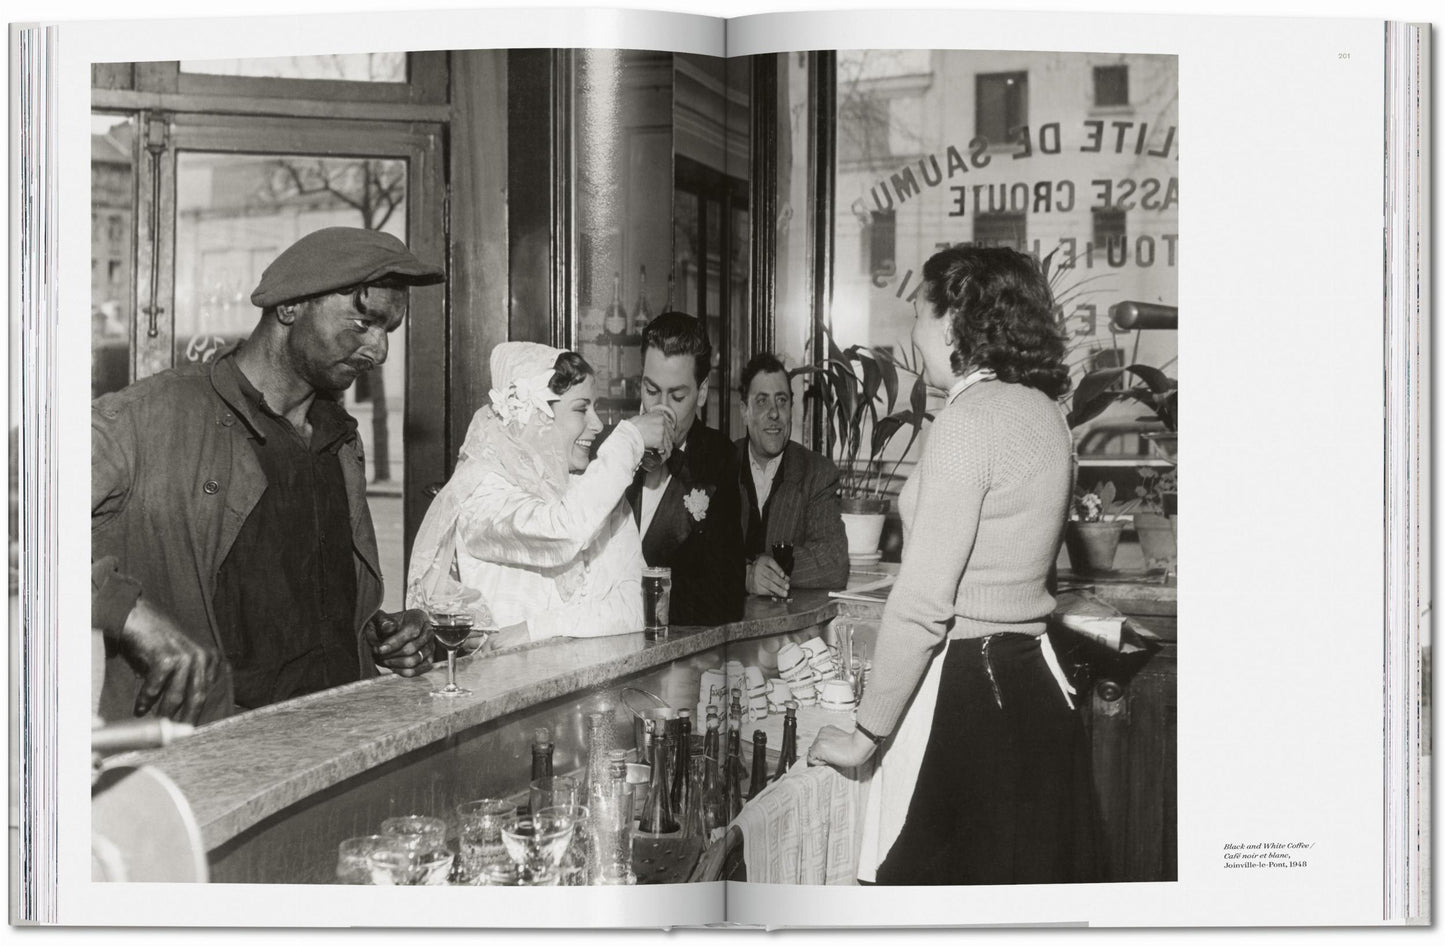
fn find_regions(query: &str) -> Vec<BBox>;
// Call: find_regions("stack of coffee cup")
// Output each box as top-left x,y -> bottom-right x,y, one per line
744,666 -> 769,721
801,637 -> 838,681
776,641 -> 820,706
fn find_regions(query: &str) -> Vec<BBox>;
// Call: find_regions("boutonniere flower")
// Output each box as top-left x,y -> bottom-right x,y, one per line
684,487 -> 710,522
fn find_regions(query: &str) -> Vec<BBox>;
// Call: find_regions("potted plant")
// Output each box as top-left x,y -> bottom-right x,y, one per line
1064,481 -> 1127,574
794,332 -> 934,557
1117,466 -> 1178,570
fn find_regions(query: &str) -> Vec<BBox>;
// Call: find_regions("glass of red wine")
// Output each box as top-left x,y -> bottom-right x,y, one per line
771,544 -> 795,601
429,611 -> 477,698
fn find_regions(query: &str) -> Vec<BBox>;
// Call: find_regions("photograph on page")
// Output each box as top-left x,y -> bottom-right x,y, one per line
83,36 -> 1177,899
17,1 -> 1420,931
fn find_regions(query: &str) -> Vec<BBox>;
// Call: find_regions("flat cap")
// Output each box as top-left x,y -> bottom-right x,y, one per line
250,227 -> 444,309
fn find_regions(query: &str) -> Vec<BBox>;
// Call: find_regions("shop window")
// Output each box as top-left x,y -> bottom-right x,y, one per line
838,93 -> 892,164
861,210 -> 896,278
1093,208 -> 1127,249
1093,65 -> 1130,107
179,54 -> 406,83
976,71 -> 1028,146
973,211 -> 1026,250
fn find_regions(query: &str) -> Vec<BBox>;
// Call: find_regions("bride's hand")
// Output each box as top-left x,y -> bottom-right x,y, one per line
480,622 -> 529,655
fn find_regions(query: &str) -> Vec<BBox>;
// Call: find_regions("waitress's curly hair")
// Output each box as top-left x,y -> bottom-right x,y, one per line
921,246 -> 1071,400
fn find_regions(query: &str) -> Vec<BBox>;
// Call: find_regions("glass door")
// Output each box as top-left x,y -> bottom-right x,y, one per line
125,112 -> 446,612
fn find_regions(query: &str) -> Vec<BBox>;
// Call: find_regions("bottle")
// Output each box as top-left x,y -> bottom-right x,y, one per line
631,264 -> 653,333
604,271 -> 628,336
772,702 -> 799,782
671,709 -> 694,827
531,727 -> 554,782
638,721 -> 679,835
702,706 -> 721,764
728,687 -> 743,733
686,755 -> 710,839
593,750 -> 635,885
584,710 -> 614,802
724,728 -> 746,819
747,730 -> 769,800
663,269 -> 677,312
699,711 -> 726,837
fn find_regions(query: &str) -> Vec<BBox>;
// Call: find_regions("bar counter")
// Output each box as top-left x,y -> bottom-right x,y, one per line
112,592 -> 844,883
110,571 -> 1176,885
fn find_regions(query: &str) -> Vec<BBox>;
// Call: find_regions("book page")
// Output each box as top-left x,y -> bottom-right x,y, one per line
37,7 -> 735,930
11,0 -> 1427,935
723,7 -> 1397,928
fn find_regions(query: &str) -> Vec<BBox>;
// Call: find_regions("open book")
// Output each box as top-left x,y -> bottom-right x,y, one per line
12,3 -> 1428,930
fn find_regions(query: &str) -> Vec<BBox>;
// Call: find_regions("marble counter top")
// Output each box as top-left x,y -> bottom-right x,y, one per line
113,593 -> 841,852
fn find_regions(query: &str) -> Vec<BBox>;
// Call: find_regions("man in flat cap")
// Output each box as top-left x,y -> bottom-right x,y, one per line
92,227 -> 443,724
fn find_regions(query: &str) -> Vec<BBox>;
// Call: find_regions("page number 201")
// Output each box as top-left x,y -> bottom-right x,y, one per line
1338,52 -> 1351,59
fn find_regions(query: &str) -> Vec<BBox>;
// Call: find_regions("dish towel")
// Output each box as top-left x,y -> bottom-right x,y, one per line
733,759 -> 871,885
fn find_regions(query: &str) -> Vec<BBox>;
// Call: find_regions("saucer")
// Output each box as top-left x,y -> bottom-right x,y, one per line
849,551 -> 883,565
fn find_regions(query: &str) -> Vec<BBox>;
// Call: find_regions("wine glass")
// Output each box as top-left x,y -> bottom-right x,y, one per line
771,543 -> 795,602
501,811 -> 575,886
429,611 -> 477,698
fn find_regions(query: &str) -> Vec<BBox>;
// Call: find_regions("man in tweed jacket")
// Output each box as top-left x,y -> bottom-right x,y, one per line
734,353 -> 850,596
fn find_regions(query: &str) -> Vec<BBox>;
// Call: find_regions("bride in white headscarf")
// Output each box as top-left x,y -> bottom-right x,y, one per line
407,342 -> 674,647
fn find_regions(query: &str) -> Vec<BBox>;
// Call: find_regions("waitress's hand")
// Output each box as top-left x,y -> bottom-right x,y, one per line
807,724 -> 877,770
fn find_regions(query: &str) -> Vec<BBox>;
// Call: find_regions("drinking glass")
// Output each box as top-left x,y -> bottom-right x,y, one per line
335,834 -> 407,885
538,804 -> 592,885
770,544 -> 795,602
501,811 -> 575,885
529,775 -> 581,816
365,848 -> 419,886
429,610 -> 478,698
456,799 -> 517,885
770,543 -> 795,577
380,815 -> 447,854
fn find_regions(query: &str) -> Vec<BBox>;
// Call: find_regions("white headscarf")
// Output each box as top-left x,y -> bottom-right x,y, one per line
406,342 -> 584,622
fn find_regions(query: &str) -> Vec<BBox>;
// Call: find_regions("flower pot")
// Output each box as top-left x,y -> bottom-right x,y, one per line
1064,520 -> 1126,573
840,497 -> 889,557
1133,512 -> 1177,570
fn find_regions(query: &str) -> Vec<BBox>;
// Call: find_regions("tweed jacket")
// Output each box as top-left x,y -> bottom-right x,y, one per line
735,438 -> 850,591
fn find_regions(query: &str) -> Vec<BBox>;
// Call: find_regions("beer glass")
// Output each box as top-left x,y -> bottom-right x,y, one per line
456,799 -> 516,885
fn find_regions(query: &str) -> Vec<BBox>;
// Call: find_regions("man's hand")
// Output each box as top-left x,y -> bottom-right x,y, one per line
807,724 -> 877,770
118,597 -> 221,723
746,555 -> 791,598
365,609 -> 434,677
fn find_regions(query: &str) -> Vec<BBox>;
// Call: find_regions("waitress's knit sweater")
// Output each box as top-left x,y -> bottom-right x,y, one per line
854,379 -> 1073,738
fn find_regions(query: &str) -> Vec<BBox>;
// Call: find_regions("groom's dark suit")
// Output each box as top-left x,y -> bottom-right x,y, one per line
625,422 -> 745,625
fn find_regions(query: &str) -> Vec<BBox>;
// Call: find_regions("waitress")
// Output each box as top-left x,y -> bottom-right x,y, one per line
807,245 -> 1095,885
